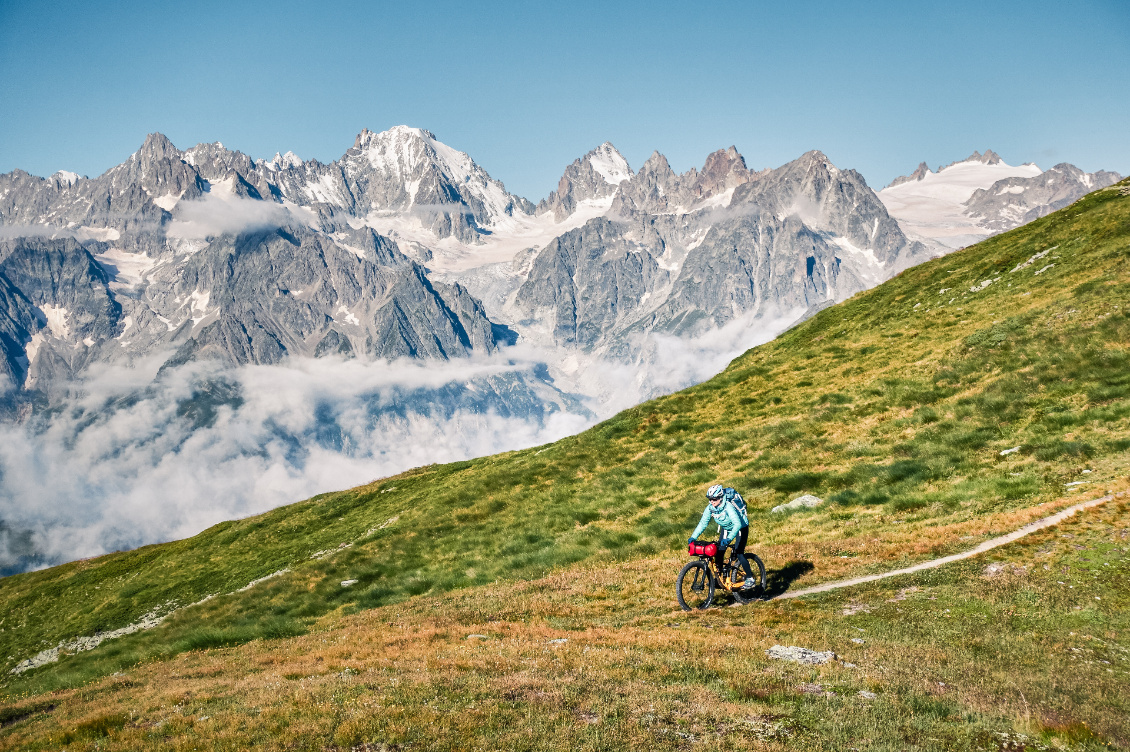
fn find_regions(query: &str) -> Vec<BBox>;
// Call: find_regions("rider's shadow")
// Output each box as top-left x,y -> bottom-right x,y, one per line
762,560 -> 815,598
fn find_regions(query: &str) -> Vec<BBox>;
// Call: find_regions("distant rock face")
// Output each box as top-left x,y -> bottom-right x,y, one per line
0,130 -> 530,413
1,127 -> 940,409
504,148 -> 930,354
536,143 -> 632,221
943,149 -> 1002,169
4,129 -> 1113,417
610,146 -> 758,217
885,162 -> 930,189
964,163 -> 1123,232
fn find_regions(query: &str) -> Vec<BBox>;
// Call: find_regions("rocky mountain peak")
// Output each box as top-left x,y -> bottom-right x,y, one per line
701,146 -> 746,174
325,126 -> 534,241
354,125 -> 435,151
884,162 -> 931,189
264,151 -> 303,171
640,151 -> 674,178
693,146 -> 752,197
978,149 -> 1002,165
353,128 -> 374,150
535,142 -> 632,220
939,149 -> 1003,172
137,132 -> 180,160
348,126 -> 474,186
51,170 -> 81,186
586,143 -> 632,186
795,149 -> 836,171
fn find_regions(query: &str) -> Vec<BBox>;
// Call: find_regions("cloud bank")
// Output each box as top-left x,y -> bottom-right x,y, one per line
0,309 -> 803,574
166,194 -> 318,239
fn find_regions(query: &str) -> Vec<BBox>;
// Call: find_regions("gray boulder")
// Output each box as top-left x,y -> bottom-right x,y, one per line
766,645 -> 836,664
772,495 -> 823,513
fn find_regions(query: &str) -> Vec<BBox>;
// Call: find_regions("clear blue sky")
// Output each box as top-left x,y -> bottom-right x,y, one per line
1,0 -> 1127,200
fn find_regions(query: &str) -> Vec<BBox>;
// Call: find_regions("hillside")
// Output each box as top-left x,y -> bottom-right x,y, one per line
1,179 -> 1129,750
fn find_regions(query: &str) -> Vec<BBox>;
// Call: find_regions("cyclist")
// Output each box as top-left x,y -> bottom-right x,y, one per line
688,484 -> 756,589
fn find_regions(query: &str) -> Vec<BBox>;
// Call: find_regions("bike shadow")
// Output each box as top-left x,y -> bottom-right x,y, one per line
762,560 -> 815,598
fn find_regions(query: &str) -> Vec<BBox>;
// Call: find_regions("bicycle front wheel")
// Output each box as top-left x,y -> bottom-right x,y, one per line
676,560 -> 714,611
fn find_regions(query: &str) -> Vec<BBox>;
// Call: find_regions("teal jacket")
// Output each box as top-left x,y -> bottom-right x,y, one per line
691,500 -> 745,542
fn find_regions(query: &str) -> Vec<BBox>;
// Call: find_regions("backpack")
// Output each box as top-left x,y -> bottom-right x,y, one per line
724,487 -> 748,526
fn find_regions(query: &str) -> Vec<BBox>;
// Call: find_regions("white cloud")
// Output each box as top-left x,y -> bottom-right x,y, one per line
0,224 -> 70,240
0,352 -> 591,572
0,307 -> 805,573
165,194 -> 318,239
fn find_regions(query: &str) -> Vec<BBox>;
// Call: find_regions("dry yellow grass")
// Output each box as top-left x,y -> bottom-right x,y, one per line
2,492 -> 1127,751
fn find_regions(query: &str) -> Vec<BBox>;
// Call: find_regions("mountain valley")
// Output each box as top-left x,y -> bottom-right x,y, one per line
0,128 -> 1121,574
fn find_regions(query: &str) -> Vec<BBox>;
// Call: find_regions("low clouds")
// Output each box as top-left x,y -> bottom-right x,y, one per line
0,350 -> 591,573
166,194 -> 318,239
0,224 -> 119,242
0,224 -> 63,240
0,310 -> 804,574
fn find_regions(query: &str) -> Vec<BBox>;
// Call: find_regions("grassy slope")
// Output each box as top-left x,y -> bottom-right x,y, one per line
0,179 -> 1128,748
0,495 -> 1126,751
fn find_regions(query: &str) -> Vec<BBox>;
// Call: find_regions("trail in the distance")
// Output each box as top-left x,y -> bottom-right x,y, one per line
772,492 -> 1122,601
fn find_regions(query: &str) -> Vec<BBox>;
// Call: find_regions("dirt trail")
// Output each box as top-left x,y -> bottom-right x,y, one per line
772,492 -> 1122,601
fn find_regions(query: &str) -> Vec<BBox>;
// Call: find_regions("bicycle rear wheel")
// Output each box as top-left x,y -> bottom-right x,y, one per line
676,560 -> 714,611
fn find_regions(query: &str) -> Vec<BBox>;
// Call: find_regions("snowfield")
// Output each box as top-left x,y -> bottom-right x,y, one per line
879,159 -> 1042,249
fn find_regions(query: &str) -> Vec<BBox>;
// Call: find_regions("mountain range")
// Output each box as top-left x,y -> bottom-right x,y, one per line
0,127 -> 1001,406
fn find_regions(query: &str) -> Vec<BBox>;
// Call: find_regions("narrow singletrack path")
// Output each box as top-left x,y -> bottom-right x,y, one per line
771,492 -> 1123,601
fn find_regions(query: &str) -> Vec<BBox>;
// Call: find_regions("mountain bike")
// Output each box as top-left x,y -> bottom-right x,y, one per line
677,540 -> 766,610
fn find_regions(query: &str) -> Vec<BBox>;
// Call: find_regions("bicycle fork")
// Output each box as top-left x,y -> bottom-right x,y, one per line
691,565 -> 709,593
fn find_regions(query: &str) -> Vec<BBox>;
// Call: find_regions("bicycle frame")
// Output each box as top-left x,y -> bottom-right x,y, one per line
692,551 -> 744,592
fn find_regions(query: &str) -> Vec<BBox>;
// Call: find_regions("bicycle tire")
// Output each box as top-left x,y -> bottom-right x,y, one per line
676,560 -> 714,611
730,553 -> 767,604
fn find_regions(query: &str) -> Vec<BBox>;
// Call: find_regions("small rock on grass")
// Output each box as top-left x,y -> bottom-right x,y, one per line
983,563 -> 1028,578
466,634 -> 490,640
797,682 -> 838,697
767,645 -> 836,664
858,690 -> 878,700
772,495 -> 823,514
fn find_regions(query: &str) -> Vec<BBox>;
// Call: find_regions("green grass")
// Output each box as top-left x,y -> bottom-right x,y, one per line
1,180 -> 1129,748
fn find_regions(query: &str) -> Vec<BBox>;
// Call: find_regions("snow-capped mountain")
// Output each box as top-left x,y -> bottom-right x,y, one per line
0,128 -> 1119,413
0,131 -> 532,409
485,147 -> 930,363
963,162 -> 1123,233
535,142 -> 633,221
879,150 -> 1121,249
